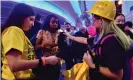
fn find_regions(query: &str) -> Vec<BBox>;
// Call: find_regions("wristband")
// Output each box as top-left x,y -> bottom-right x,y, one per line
95,63 -> 99,72
90,64 -> 99,72
38,58 -> 43,67
41,57 -> 46,66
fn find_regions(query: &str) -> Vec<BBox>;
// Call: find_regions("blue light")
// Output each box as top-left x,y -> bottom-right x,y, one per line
70,1 -> 81,17
123,1 -> 133,15
12,0 -> 75,26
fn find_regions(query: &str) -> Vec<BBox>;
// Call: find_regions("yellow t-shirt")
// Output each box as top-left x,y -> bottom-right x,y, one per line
2,26 -> 36,79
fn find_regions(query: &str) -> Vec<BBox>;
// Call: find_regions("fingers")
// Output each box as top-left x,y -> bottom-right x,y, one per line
83,52 -> 87,57
43,55 -> 62,66
51,56 -> 61,65
83,52 -> 88,61
51,59 -> 59,65
63,32 -> 69,36
83,51 -> 89,57
83,51 -> 92,61
63,32 -> 66,36
46,56 -> 61,65
87,50 -> 89,54
86,51 -> 92,58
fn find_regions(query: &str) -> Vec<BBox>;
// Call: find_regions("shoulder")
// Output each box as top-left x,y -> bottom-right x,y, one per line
2,26 -> 24,36
101,33 -> 124,51
100,33 -> 117,44
9,26 -> 23,31
100,33 -> 124,50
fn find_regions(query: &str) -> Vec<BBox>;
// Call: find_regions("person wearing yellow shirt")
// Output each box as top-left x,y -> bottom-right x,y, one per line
1,3 -> 60,80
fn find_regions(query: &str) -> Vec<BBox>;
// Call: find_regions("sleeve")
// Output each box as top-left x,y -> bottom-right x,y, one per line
101,36 -> 125,72
55,32 -> 59,45
2,27 -> 25,54
36,29 -> 43,39
87,37 -> 94,47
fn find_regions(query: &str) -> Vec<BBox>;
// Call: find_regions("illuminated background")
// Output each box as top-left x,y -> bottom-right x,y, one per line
1,0 -> 133,26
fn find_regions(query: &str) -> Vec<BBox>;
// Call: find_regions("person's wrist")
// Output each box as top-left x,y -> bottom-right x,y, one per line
91,63 -> 99,72
66,33 -> 71,38
72,36 -> 75,40
69,35 -> 74,40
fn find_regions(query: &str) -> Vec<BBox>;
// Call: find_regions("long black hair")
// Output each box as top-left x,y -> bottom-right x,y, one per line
2,3 -> 35,32
41,14 -> 60,32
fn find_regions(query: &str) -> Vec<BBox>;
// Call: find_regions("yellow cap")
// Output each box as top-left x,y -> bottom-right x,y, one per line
89,1 -> 116,21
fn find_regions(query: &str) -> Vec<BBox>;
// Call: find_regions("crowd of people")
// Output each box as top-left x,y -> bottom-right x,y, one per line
1,1 -> 133,80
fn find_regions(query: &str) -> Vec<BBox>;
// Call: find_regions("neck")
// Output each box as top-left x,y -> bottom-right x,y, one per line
21,26 -> 27,31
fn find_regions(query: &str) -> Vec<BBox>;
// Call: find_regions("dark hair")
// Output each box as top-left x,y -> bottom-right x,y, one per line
93,14 -> 101,20
124,21 -> 133,28
2,3 -> 35,32
35,13 -> 41,21
41,14 -> 60,31
65,22 -> 71,26
115,13 -> 125,20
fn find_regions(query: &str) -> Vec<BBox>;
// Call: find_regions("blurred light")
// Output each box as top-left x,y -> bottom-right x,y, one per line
118,0 -> 123,5
12,0 -> 75,26
82,20 -> 85,26
70,1 -> 81,17
85,1 -> 96,12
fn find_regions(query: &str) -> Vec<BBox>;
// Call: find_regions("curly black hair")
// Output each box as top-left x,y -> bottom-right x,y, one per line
41,14 -> 60,32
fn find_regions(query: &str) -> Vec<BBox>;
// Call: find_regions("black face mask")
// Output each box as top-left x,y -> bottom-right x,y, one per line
117,24 -> 125,31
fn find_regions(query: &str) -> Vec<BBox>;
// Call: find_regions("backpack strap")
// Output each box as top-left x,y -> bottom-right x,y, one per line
98,34 -> 116,55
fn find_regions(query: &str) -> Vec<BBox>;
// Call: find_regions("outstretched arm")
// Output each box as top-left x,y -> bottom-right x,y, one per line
64,32 -> 88,44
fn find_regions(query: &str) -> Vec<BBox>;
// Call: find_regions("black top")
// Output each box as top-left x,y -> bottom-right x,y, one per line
125,30 -> 133,39
71,31 -> 88,62
87,33 -> 126,80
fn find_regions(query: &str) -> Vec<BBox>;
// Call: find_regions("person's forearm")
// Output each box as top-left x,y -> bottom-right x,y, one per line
68,35 -> 88,44
86,61 -> 123,80
99,67 -> 123,80
12,59 -> 39,72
